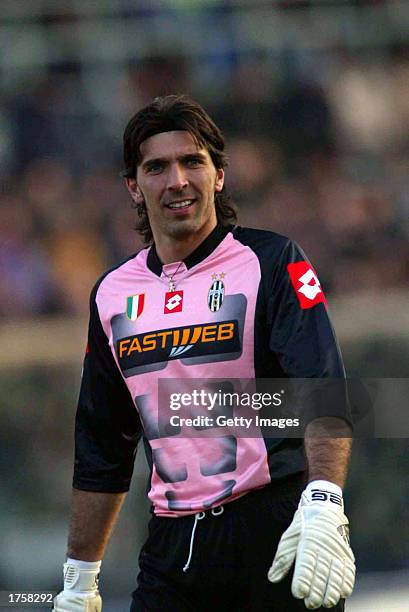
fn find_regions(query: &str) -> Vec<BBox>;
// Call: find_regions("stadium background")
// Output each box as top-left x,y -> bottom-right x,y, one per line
0,1 -> 408,610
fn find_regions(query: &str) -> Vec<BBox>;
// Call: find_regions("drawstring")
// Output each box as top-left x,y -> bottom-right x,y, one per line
211,506 -> 224,517
182,506 -> 224,572
183,511 -> 205,572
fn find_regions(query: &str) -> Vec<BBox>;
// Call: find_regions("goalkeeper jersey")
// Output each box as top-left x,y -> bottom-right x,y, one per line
73,224 -> 348,516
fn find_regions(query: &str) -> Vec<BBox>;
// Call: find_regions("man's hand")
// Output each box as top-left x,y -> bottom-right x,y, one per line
53,559 -> 102,612
268,480 -> 355,609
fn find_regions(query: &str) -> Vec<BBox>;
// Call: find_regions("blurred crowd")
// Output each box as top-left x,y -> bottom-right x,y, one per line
1,3 -> 408,319
1,2 -> 409,587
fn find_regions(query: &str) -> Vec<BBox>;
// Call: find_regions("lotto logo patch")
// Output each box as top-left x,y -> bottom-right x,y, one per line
164,291 -> 184,314
287,261 -> 326,309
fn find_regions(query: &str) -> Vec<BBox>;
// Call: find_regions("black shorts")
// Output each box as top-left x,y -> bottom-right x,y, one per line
131,474 -> 345,612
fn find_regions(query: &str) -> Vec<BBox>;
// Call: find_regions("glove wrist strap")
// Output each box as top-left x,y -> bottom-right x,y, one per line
63,558 -> 101,593
303,480 -> 344,509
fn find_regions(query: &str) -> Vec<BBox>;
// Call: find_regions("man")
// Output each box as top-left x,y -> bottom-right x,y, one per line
54,95 -> 355,611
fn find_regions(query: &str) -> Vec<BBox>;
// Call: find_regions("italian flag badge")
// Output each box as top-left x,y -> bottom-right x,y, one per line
126,294 -> 145,321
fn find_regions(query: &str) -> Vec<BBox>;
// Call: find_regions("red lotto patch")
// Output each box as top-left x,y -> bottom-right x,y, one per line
287,262 -> 327,310
164,290 -> 184,314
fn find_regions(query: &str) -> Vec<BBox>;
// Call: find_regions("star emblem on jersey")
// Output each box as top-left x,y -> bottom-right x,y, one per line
287,262 -> 327,309
164,290 -> 184,314
208,274 -> 225,312
126,293 -> 145,320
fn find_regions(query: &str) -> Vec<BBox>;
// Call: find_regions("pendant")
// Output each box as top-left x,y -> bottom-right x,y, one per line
169,280 -> 176,292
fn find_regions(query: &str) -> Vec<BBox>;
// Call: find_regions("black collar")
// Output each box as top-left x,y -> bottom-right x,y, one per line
147,224 -> 232,277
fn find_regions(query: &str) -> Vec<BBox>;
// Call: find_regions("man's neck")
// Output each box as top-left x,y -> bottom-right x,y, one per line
154,221 -> 217,264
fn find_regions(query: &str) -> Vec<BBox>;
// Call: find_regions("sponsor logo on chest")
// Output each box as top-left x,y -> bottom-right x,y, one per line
116,319 -> 240,369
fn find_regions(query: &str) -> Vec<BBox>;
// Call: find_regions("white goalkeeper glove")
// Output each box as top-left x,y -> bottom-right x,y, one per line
268,480 -> 355,609
53,558 -> 102,612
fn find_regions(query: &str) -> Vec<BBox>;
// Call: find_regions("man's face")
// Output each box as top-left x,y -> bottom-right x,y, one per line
127,130 -> 224,243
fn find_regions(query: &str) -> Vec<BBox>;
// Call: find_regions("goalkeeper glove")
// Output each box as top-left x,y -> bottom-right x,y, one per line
53,558 -> 102,612
268,480 -> 355,609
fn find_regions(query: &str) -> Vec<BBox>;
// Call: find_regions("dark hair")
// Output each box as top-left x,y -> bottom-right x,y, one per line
122,94 -> 237,243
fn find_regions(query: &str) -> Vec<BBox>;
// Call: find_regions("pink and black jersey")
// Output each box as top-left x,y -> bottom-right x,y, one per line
74,225 -> 348,516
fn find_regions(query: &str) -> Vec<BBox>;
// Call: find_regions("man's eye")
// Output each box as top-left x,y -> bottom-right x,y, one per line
186,158 -> 202,167
146,163 -> 163,174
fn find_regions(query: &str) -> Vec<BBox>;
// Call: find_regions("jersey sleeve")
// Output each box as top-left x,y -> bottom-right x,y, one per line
73,284 -> 143,493
267,239 -> 351,425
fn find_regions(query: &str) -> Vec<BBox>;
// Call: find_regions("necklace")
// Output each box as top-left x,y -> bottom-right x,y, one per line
162,261 -> 183,292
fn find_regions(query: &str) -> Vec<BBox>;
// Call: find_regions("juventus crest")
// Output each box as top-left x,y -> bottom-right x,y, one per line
208,274 -> 225,312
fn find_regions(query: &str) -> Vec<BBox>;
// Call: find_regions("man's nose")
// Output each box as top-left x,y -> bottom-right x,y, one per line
167,163 -> 188,191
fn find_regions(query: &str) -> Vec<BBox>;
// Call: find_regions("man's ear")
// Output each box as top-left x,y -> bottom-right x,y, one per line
125,178 -> 145,205
215,168 -> 225,193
